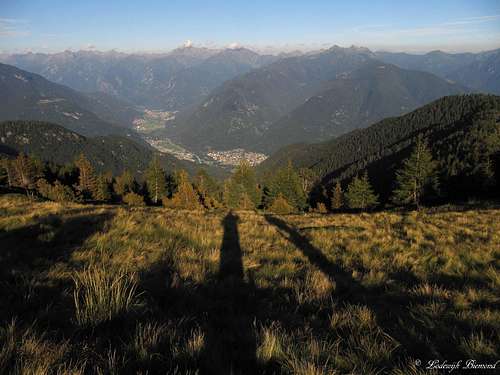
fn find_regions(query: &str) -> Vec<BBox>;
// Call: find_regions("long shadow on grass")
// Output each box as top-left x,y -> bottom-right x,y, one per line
264,215 -> 444,360
201,211 -> 257,374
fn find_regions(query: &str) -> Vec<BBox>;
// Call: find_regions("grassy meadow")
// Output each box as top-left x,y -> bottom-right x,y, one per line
0,194 -> 499,374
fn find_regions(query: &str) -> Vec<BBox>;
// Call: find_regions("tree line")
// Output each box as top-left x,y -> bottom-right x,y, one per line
0,135 -> 461,213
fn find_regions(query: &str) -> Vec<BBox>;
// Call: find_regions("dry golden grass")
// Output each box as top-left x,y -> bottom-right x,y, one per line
0,194 -> 499,374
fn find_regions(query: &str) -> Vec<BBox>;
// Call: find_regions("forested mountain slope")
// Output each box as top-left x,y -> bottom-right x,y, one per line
257,61 -> 466,153
259,94 -> 500,202
0,120 -> 200,176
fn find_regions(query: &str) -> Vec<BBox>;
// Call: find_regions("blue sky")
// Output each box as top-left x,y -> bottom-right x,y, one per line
1,0 -> 499,54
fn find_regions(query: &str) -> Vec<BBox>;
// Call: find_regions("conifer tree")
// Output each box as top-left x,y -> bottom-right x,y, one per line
95,174 -> 111,202
114,170 -> 135,197
0,158 -> 14,187
145,156 -> 166,204
392,137 -> 438,208
346,172 -> 379,210
12,153 -> 40,198
331,181 -> 343,210
265,161 -> 306,211
74,154 -> 98,200
298,168 -> 318,196
231,160 -> 260,206
194,168 -> 221,209
165,170 -> 202,210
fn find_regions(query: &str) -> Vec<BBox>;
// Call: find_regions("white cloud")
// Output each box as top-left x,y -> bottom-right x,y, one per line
183,39 -> 193,48
228,42 -> 240,49
0,18 -> 29,37
444,14 -> 500,26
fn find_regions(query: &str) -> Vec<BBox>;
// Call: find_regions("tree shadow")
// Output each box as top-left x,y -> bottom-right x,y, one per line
201,211 -> 257,374
264,214 -> 447,360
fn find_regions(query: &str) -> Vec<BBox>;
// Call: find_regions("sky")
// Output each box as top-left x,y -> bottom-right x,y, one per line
1,0 -> 499,54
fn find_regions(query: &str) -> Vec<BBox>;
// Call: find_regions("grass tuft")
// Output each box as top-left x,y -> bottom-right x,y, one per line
73,266 -> 142,327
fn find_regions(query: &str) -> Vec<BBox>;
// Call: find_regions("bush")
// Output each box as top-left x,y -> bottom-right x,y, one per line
73,266 -> 141,327
123,192 -> 145,206
268,194 -> 295,214
36,179 -> 76,202
312,202 -> 328,213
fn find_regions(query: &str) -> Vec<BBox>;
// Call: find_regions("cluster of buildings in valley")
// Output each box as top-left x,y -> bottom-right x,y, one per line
207,148 -> 268,166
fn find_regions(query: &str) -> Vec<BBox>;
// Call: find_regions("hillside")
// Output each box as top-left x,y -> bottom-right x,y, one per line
164,46 -> 376,151
259,94 -> 500,201
1,195 -> 499,374
257,61 -> 466,153
0,120 -> 200,176
165,47 -> 468,153
0,63 -> 142,138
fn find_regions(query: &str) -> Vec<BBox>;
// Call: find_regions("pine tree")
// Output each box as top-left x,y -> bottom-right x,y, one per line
74,154 -> 98,200
346,172 -> 379,210
0,158 -> 14,187
145,156 -> 166,204
298,168 -> 318,195
95,174 -> 111,202
331,181 -> 343,210
165,170 -> 202,210
265,161 -> 306,211
12,153 -> 40,198
392,137 -> 438,208
194,168 -> 221,208
114,170 -> 135,198
222,161 -> 260,209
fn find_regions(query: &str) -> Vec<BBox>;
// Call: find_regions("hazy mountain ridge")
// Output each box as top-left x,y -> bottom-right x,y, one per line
1,47 -> 277,111
0,63 -> 141,139
376,48 -> 500,94
165,46 -> 377,151
165,46 -> 467,153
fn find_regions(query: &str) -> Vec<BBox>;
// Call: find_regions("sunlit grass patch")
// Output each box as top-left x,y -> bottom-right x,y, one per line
73,266 -> 142,327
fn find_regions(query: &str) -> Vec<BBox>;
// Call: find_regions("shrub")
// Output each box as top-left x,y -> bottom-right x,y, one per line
268,194 -> 295,214
312,202 -> 328,213
73,266 -> 141,327
36,179 -> 76,202
123,192 -> 145,206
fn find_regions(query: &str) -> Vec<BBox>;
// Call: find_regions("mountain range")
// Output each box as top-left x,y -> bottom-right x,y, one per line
1,44 -> 499,173
0,63 -> 141,138
1,47 -> 276,111
163,46 -> 467,153
376,49 -> 500,94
